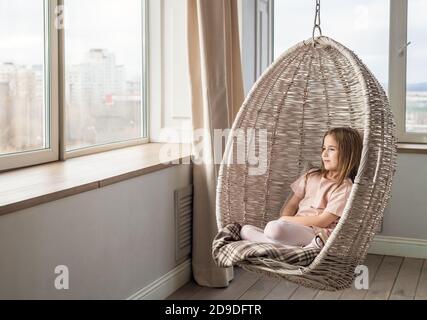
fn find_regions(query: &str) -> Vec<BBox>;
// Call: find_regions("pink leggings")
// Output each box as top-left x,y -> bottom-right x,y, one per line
240,219 -> 316,248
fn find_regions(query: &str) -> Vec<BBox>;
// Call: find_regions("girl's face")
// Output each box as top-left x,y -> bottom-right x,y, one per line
322,134 -> 340,173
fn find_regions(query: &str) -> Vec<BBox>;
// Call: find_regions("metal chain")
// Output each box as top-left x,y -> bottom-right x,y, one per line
312,0 -> 322,41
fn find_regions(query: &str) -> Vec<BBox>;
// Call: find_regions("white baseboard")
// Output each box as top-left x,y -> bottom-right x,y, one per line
127,259 -> 192,300
369,235 -> 427,259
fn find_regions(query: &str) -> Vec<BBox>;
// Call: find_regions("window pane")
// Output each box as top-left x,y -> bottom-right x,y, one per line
0,0 -> 47,155
406,0 -> 427,133
274,0 -> 389,87
64,0 -> 145,151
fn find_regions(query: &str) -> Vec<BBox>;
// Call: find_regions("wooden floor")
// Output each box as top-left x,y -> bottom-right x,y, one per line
167,254 -> 427,300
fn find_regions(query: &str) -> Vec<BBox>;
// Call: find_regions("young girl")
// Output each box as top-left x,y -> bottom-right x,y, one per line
240,127 -> 363,249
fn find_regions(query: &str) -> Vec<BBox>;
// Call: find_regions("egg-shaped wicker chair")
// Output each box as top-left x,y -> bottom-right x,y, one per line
215,36 -> 397,291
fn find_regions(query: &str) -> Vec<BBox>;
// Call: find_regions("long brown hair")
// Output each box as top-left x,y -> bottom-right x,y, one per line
306,127 -> 363,188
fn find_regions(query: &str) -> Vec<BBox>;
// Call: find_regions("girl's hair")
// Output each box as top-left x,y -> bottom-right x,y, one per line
306,127 -> 363,188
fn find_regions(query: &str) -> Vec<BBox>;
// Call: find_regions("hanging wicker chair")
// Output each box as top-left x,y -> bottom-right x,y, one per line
215,36 -> 397,291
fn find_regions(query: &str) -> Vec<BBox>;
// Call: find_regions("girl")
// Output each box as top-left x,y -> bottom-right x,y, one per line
240,127 -> 363,249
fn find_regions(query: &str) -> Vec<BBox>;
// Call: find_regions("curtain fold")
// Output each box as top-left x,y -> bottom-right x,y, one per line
187,0 -> 244,287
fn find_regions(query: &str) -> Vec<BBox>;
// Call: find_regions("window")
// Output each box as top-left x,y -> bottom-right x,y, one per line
0,0 -> 148,171
405,0 -> 427,135
273,0 -> 389,91
0,0 -> 58,171
389,0 -> 427,143
64,0 -> 148,156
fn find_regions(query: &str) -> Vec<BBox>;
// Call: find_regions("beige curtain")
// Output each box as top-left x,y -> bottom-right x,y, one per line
187,0 -> 244,287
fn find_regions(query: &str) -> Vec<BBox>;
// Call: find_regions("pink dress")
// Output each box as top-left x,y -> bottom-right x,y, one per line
290,169 -> 353,236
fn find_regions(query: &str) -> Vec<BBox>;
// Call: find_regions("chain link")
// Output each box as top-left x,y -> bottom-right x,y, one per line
312,0 -> 322,41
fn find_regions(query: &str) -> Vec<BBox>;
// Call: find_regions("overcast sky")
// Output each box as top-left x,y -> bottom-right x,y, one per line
274,0 -> 426,84
0,0 -> 143,80
0,0 -> 44,66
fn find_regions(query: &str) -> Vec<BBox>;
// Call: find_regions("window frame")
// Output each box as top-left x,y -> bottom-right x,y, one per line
61,0 -> 150,159
389,0 -> 427,144
0,0 -> 59,172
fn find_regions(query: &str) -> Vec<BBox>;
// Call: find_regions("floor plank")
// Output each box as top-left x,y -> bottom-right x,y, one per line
167,280 -> 203,300
314,289 -> 342,300
263,280 -> 299,300
415,259 -> 427,300
389,294 -> 413,300
339,254 -> 384,300
238,275 -> 280,300
289,286 -> 319,300
389,257 -> 423,300
364,256 -> 403,300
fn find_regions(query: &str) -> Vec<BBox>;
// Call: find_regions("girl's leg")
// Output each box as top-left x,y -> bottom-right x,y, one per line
240,225 -> 277,243
264,219 -> 316,247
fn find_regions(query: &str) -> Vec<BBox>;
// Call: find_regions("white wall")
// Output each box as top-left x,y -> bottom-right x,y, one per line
380,153 -> 427,239
0,165 -> 192,299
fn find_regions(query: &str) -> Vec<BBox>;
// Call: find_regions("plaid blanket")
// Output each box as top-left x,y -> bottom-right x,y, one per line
212,223 -> 320,269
